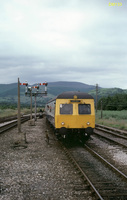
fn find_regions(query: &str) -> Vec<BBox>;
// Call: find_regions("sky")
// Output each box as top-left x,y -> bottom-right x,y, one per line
0,0 -> 127,89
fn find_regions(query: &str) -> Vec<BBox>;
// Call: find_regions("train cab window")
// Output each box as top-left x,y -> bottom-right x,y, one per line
60,104 -> 73,114
78,104 -> 91,114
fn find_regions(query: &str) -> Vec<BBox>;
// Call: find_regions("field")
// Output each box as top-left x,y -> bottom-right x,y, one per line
0,108 -> 33,118
96,110 -> 127,130
0,108 -> 127,131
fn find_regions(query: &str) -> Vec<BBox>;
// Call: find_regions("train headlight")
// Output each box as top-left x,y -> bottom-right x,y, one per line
61,122 -> 65,125
87,122 -> 90,126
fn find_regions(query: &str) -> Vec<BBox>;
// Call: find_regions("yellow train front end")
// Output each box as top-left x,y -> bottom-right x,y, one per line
55,93 -> 95,141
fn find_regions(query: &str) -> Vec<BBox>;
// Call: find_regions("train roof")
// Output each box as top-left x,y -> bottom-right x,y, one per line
57,91 -> 94,99
46,91 -> 94,103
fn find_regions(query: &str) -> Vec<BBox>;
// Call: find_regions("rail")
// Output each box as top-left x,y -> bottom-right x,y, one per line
85,144 -> 127,180
0,116 -> 30,134
60,142 -> 104,200
94,124 -> 127,148
95,124 -> 127,137
61,142 -> 127,199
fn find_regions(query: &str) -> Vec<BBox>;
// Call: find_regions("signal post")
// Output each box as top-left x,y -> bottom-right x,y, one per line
15,78 -> 27,147
16,79 -> 48,147
21,81 -> 48,126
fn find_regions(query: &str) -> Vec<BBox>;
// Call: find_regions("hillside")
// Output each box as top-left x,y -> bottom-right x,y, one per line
89,87 -> 126,100
0,81 -> 126,107
47,81 -> 96,96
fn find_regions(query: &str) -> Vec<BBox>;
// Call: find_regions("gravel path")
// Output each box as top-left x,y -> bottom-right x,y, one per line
0,118 -> 94,200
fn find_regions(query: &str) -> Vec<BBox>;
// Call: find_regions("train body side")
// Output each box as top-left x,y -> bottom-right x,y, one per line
45,99 -> 56,127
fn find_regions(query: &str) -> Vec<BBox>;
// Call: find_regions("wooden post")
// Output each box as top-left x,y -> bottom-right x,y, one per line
17,78 -> 21,133
35,94 -> 37,121
30,89 -> 32,120
101,100 -> 103,119
15,78 -> 27,147
96,84 -> 98,113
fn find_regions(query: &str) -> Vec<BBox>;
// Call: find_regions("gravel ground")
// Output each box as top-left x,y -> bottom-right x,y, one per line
0,118 -> 94,200
88,135 -> 127,175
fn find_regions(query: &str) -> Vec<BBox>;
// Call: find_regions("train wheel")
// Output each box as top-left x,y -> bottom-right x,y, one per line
80,132 -> 90,143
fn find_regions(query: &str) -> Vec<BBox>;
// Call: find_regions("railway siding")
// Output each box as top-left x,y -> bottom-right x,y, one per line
95,124 -> 127,136
94,125 -> 127,148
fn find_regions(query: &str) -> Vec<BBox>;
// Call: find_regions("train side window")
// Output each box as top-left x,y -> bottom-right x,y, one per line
78,104 -> 91,114
60,104 -> 73,114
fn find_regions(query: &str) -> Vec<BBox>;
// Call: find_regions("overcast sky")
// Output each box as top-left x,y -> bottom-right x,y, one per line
0,0 -> 127,89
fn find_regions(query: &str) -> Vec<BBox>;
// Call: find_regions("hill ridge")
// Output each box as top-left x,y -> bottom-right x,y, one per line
0,81 -> 126,105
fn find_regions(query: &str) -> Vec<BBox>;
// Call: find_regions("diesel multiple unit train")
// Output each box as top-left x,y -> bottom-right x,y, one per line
45,91 -> 95,141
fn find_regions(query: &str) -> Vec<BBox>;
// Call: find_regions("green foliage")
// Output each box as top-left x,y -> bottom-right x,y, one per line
97,94 -> 127,110
1,82 -> 127,109
0,102 -> 17,110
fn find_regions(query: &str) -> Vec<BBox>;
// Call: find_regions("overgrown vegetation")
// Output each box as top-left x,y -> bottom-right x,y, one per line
96,110 -> 127,130
0,102 -> 31,110
97,93 -> 127,110
0,108 -> 28,118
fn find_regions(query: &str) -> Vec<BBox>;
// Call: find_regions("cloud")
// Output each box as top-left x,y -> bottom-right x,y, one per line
0,0 -> 127,89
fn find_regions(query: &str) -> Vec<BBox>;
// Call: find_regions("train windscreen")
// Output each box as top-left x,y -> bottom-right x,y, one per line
78,104 -> 91,114
60,104 -> 73,114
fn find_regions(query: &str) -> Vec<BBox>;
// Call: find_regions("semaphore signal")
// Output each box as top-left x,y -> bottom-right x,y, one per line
39,82 -> 48,86
20,83 -> 28,86
32,86 -> 39,89
20,82 -> 48,95
20,81 -> 48,121
17,78 -> 48,145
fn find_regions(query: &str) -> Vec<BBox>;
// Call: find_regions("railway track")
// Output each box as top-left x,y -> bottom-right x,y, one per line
2,116 -> 127,199
46,120 -> 127,199
94,124 -> 127,148
0,116 -> 30,134
95,124 -> 127,138
0,115 -> 17,123
61,142 -> 127,200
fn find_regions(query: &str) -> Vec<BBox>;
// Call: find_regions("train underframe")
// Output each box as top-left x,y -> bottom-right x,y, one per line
46,116 -> 94,142
55,127 -> 94,142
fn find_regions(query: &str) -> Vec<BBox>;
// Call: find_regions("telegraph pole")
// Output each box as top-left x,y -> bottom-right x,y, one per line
17,78 -> 21,133
15,78 -> 27,147
101,100 -> 103,119
30,88 -> 32,120
35,94 -> 37,121
96,84 -> 98,113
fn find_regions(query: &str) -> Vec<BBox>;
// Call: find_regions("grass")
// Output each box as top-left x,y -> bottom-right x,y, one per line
96,110 -> 127,130
1,108 -> 127,131
0,108 -> 17,118
0,108 -> 34,118
0,107 -> 45,119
